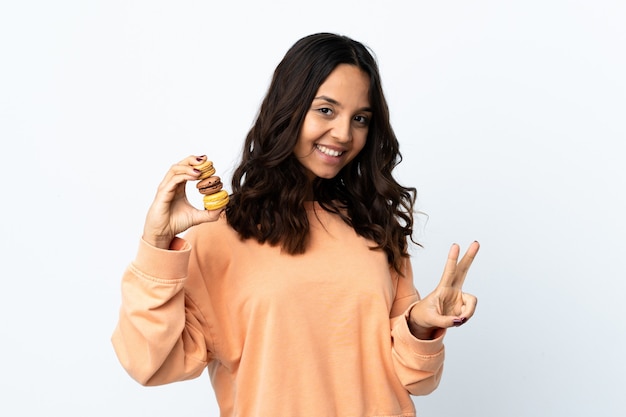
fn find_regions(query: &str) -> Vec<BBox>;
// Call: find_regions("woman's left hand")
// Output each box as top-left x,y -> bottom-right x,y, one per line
408,241 -> 480,339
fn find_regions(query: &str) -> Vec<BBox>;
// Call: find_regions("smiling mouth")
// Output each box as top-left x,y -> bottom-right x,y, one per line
316,144 -> 344,157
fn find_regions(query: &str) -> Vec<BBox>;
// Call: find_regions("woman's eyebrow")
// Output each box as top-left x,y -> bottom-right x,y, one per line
314,95 -> 340,105
313,95 -> 372,112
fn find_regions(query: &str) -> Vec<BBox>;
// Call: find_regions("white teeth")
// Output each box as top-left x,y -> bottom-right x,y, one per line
317,145 -> 343,157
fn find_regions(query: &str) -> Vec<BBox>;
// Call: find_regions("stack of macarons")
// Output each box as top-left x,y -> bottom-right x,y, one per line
193,159 -> 230,210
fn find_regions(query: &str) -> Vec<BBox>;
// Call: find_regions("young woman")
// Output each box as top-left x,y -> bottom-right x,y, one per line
112,32 -> 479,416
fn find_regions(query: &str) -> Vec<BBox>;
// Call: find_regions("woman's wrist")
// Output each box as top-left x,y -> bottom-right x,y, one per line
142,234 -> 174,250
407,305 -> 444,340
408,320 -> 438,340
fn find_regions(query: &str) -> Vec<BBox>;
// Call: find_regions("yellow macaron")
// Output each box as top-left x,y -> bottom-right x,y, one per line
203,190 -> 230,210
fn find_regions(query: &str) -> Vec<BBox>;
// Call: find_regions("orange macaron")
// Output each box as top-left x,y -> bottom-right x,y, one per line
194,159 -> 216,180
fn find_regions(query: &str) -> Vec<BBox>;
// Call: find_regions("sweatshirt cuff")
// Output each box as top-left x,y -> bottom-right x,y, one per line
132,237 -> 192,281
392,302 -> 446,357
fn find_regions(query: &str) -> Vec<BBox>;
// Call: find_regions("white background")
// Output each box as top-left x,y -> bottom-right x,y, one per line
1,1 -> 625,416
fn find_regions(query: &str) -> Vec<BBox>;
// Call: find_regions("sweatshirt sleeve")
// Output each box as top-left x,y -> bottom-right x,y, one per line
389,257 -> 446,396
111,238 -> 212,386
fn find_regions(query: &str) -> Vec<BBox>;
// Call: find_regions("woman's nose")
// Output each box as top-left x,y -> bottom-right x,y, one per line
331,117 -> 352,143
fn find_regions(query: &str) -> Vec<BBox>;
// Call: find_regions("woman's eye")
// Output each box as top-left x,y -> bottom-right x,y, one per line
317,107 -> 333,115
354,115 -> 370,125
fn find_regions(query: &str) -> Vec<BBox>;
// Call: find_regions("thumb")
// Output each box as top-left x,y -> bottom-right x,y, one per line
409,301 -> 452,329
190,207 -> 225,226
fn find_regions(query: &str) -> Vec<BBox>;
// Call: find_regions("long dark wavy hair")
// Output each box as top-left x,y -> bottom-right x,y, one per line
226,32 -> 417,274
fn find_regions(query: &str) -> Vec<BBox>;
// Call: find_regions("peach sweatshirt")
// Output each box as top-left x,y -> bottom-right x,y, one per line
112,204 -> 445,417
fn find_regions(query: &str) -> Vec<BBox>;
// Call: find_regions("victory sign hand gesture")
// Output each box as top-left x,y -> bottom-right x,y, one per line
408,242 -> 480,340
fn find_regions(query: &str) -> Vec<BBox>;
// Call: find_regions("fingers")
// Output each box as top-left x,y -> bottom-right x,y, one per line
190,204 -> 225,225
154,155 -> 212,205
438,243 -> 460,288
458,292 -> 478,323
436,292 -> 478,329
453,241 -> 480,288
160,155 -> 207,188
439,241 -> 480,288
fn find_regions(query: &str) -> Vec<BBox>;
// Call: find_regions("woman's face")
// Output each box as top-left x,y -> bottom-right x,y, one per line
294,64 -> 371,180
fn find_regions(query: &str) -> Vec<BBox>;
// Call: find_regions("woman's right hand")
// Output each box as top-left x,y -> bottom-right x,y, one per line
142,155 -> 223,249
